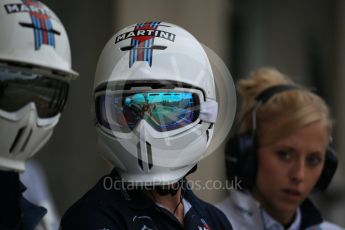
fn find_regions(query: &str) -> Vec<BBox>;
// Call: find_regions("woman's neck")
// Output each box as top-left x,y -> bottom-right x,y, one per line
251,187 -> 296,226
148,188 -> 184,224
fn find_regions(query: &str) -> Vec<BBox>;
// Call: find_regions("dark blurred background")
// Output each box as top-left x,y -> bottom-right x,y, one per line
37,0 -> 345,226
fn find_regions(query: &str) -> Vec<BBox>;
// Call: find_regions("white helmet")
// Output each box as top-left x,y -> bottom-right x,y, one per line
0,0 -> 78,172
94,22 -> 218,185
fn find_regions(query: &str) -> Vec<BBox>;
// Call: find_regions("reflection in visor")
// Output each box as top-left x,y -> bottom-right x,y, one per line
0,68 -> 69,118
96,91 -> 200,132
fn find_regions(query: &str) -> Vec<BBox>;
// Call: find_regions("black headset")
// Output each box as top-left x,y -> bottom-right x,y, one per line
225,84 -> 338,192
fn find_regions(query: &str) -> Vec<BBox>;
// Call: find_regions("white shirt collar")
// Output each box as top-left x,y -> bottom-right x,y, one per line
230,190 -> 302,230
261,207 -> 301,230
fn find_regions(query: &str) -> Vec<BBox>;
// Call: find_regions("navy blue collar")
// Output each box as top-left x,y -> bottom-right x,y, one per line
20,196 -> 47,229
20,181 -> 47,229
300,198 -> 323,229
108,169 -> 155,209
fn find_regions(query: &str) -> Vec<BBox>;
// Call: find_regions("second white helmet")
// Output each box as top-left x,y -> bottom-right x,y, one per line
0,0 -> 78,172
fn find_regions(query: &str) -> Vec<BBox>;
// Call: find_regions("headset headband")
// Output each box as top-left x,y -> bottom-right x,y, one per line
250,84 -> 301,134
255,84 -> 301,104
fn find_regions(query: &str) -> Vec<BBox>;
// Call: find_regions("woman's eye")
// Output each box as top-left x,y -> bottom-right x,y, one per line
307,155 -> 322,167
276,150 -> 293,161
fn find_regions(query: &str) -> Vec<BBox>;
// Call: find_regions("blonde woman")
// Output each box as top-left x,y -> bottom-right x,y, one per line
217,68 -> 343,230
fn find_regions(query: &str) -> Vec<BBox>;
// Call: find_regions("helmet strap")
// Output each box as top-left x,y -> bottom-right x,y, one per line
154,179 -> 183,196
153,164 -> 198,196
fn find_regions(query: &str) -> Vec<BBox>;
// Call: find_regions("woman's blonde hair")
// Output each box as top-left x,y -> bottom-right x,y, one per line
237,67 -> 333,145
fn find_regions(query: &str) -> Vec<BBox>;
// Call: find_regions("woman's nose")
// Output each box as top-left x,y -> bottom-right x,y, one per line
290,160 -> 305,184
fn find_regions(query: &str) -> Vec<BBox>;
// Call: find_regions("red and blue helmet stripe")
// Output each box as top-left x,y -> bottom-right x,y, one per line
129,21 -> 160,67
22,0 -> 56,50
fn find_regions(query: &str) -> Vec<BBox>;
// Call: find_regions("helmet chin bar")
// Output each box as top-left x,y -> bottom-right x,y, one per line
97,120 -> 208,186
0,103 -> 59,172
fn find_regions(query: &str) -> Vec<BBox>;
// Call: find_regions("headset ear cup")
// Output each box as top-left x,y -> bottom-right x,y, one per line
314,146 -> 338,192
243,145 -> 258,189
225,133 -> 257,190
225,135 -> 242,184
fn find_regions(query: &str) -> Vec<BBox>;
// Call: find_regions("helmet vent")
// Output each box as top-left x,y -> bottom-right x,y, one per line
137,142 -> 144,171
136,142 -> 153,171
20,129 -> 33,152
146,142 -> 153,170
9,126 -> 26,153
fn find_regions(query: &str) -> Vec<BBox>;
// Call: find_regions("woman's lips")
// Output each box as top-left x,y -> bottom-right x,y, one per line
282,189 -> 302,201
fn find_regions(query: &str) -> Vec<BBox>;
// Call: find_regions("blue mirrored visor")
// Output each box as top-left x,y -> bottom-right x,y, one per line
95,91 -> 200,132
